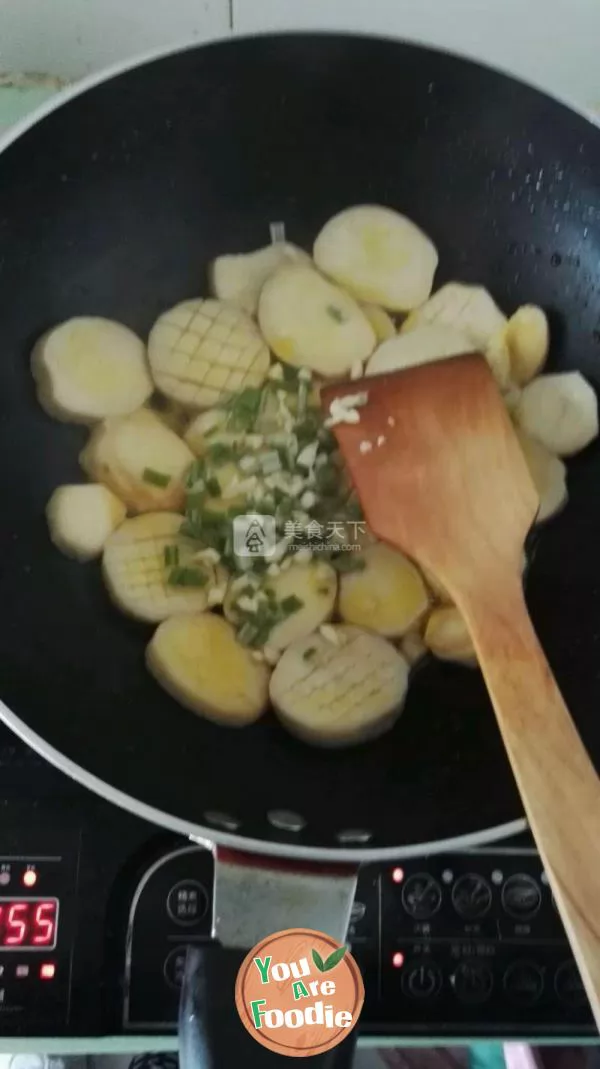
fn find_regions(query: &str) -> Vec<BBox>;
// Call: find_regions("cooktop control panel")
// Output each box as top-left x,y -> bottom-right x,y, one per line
0,828 -> 78,1032
1,723 -> 594,1040
377,852 -> 590,1034
123,846 -> 594,1038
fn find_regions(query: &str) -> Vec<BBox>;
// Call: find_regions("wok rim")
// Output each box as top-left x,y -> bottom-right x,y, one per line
0,698 -> 527,859
5,28 -> 592,859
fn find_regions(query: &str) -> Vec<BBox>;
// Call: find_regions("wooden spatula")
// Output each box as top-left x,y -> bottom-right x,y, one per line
322,353 -> 600,1028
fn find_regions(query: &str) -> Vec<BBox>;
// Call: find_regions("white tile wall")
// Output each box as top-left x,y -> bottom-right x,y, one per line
0,0 -> 230,79
0,0 -> 600,109
233,0 -> 600,109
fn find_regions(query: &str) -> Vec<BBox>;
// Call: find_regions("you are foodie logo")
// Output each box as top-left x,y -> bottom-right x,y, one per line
235,927 -> 364,1057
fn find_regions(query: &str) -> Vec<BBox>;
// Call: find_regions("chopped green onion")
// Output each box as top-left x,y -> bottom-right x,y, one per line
238,621 -> 259,646
225,387 -> 264,430
168,566 -> 208,587
315,465 -> 338,494
185,459 -> 206,489
164,544 -> 180,568
205,475 -> 222,497
206,442 -> 235,466
326,304 -> 345,323
280,594 -> 304,615
238,584 -> 258,599
143,467 -> 171,487
331,554 -> 366,573
186,492 -> 206,512
297,379 -> 308,419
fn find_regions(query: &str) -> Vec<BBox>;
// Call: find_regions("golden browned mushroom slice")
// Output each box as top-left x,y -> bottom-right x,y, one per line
147,613 -> 270,725
80,408 -> 195,513
32,317 -> 152,422
46,484 -> 126,561
313,205 -> 438,311
338,543 -> 429,637
258,263 -> 376,377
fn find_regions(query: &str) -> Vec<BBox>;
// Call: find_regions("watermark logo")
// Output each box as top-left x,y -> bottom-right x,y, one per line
235,927 -> 364,1058
232,514 -> 365,560
233,513 -> 277,558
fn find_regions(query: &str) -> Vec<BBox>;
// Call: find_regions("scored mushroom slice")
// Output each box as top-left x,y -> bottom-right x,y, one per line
102,511 -> 226,623
80,407 -> 195,513
338,543 -> 429,638
147,613 -> 270,726
210,242 -> 311,315
402,282 -> 506,348
258,262 -> 376,378
224,560 -> 338,651
515,371 -> 599,457
365,324 -> 475,377
46,483 -> 126,561
31,316 -> 153,423
270,624 -> 409,747
313,204 -> 438,312
401,282 -> 510,386
424,606 -> 477,666
148,298 -> 270,410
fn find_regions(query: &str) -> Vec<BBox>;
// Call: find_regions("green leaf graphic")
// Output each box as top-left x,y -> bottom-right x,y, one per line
323,945 -> 348,971
311,948 -> 326,972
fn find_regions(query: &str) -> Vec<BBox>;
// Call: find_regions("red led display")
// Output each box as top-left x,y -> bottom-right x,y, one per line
0,899 -> 58,949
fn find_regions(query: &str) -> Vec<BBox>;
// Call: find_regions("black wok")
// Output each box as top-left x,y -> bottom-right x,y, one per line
0,33 -> 599,865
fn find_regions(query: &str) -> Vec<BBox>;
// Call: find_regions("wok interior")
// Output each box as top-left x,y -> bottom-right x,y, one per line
0,34 -> 599,851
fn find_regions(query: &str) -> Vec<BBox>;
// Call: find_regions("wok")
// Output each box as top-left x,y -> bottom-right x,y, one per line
0,31 -> 599,1057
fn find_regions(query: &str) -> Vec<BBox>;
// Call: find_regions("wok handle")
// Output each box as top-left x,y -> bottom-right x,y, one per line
462,576 -> 600,1030
178,847 -> 360,1066
213,846 -> 358,948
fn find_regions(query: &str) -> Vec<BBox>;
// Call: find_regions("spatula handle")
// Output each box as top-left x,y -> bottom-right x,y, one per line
462,577 -> 600,1030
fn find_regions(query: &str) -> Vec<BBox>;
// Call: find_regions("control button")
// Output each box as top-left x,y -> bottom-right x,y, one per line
451,874 -> 492,920
501,874 -> 542,920
503,961 -> 544,1005
401,874 -> 442,920
402,960 -> 442,1000
163,946 -> 188,989
554,961 -> 587,1008
451,961 -> 494,1005
15,965 -> 29,979
166,880 -> 208,926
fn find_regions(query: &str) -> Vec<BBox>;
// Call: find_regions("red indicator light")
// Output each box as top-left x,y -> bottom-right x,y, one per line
392,867 -> 405,884
40,963 -> 55,980
22,870 -> 37,888
392,952 -> 405,968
